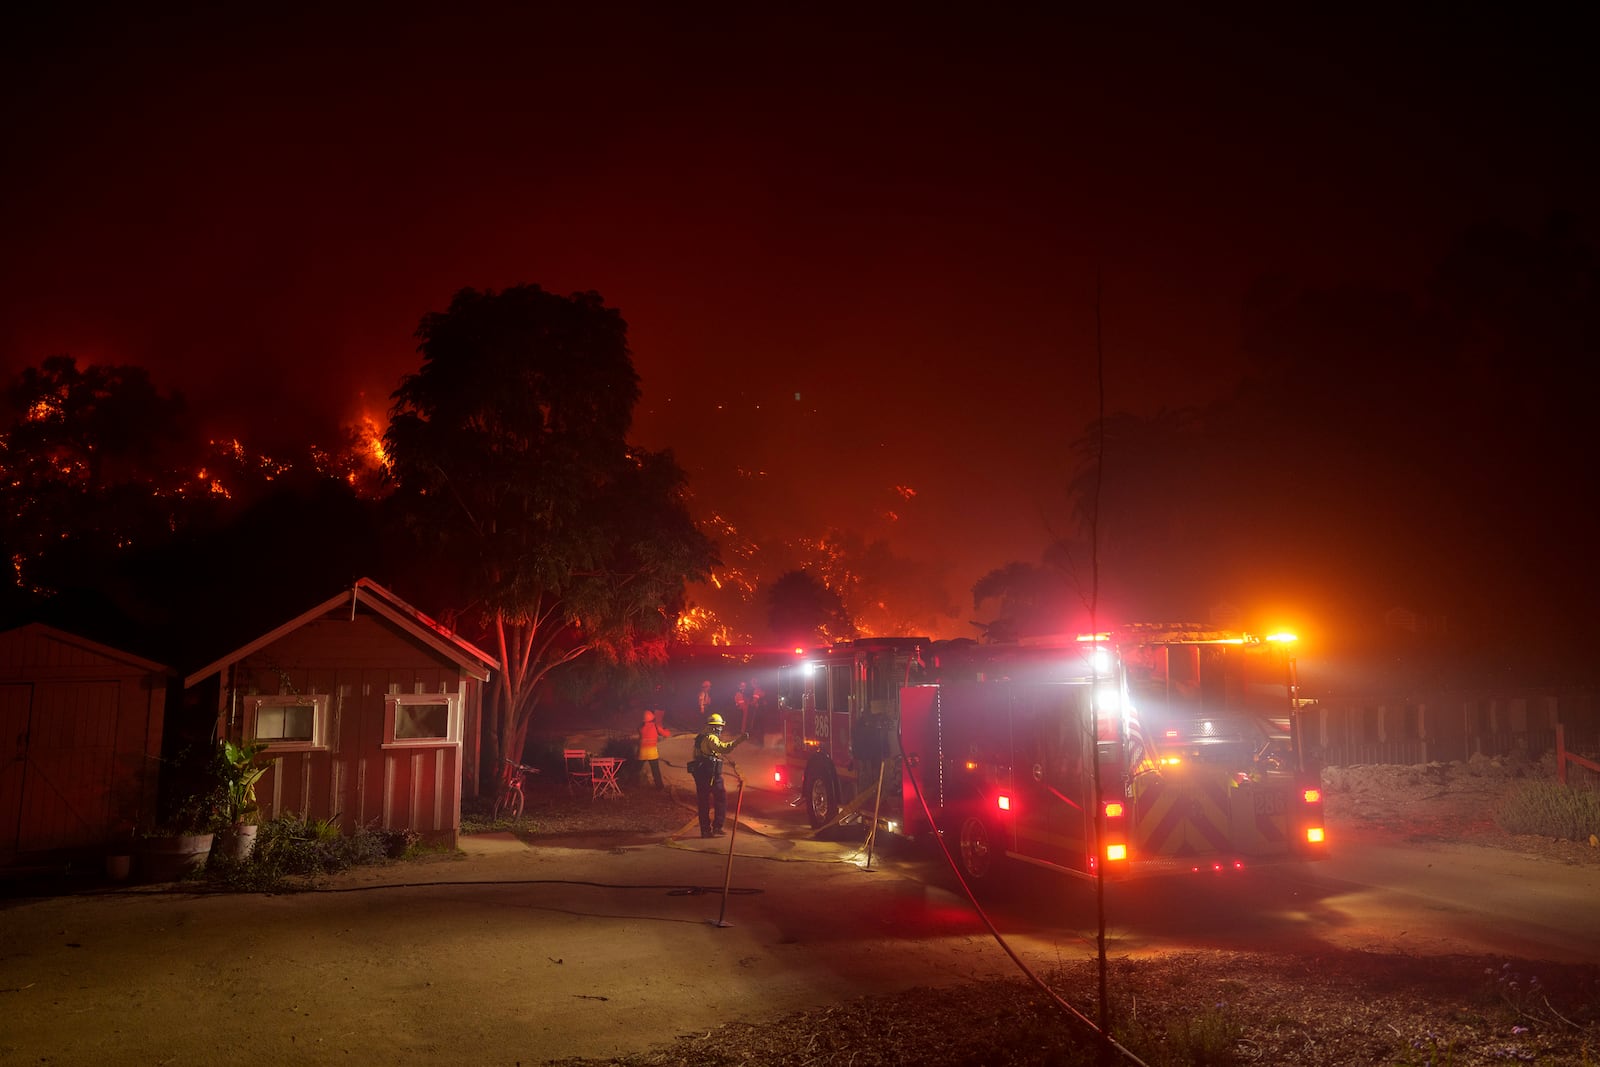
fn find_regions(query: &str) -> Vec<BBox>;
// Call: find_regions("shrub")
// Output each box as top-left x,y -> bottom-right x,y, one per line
202,814 -> 421,893
1494,779 -> 1600,842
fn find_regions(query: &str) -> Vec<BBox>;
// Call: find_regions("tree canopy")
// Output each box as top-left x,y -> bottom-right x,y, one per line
383,284 -> 718,764
0,356 -> 202,600
765,569 -> 853,646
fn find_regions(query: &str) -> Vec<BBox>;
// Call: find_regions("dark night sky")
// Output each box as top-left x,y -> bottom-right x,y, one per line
4,8 -> 1595,641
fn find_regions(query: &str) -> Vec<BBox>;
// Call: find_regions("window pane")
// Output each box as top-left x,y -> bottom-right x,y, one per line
255,703 -> 315,742
830,665 -> 851,716
396,702 -> 449,740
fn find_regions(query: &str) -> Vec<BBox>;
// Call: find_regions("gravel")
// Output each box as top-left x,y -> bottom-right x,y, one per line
523,758 -> 1600,1067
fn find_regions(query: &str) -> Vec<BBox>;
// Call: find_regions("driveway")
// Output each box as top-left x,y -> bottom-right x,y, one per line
0,736 -> 1023,1066
5,735 -> 1597,1066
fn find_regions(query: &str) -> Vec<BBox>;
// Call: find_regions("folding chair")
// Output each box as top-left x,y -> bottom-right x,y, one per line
564,749 -> 590,795
590,757 -> 624,800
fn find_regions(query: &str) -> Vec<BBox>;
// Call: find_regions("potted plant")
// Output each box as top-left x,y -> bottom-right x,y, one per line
215,739 -> 269,862
104,820 -> 136,881
138,739 -> 233,881
140,780 -> 226,882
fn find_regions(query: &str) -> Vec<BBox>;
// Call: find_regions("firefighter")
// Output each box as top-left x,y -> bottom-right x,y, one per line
690,713 -> 748,838
636,710 -> 671,790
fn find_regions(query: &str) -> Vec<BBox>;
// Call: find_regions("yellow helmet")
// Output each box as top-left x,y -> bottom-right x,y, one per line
706,713 -> 725,728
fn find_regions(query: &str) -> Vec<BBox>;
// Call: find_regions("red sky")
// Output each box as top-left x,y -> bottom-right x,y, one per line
4,9 -> 1594,639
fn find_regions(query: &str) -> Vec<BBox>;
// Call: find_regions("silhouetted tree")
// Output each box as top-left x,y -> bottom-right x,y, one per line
383,285 -> 718,769
806,529 -> 959,638
0,356 -> 205,603
765,569 -> 853,645
970,558 -> 1084,642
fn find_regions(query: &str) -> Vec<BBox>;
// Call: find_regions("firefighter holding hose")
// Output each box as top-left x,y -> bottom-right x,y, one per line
690,713 -> 748,838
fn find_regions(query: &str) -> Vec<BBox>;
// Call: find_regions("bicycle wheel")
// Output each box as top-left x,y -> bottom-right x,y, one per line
494,783 -> 523,821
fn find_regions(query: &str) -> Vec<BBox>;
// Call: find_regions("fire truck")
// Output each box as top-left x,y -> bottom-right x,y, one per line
772,627 -> 1326,883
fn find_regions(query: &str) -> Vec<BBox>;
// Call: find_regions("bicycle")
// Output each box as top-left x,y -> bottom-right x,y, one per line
493,758 -> 540,820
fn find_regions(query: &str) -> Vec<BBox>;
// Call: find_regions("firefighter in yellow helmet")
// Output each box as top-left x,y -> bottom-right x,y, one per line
690,713 -> 748,838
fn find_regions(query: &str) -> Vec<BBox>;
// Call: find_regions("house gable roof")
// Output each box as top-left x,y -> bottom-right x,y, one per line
182,578 -> 500,689
1,621 -> 172,676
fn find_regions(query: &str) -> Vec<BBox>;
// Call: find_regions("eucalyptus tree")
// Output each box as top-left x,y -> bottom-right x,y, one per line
384,285 -> 718,769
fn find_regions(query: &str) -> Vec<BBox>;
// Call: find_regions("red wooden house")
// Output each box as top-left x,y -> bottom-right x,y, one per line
0,623 -> 168,865
183,579 -> 498,847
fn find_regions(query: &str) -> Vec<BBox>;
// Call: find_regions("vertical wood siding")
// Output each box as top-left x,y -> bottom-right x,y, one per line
0,626 -> 168,859
229,614 -> 468,845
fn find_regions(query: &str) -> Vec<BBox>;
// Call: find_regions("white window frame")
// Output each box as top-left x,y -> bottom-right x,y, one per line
383,692 -> 460,749
246,693 -> 331,752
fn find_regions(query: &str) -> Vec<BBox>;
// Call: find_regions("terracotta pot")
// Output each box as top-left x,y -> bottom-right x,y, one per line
217,823 -> 258,863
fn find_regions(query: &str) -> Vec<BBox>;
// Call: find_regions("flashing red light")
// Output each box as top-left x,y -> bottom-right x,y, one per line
997,794 -> 1012,812
1103,801 -> 1124,818
773,769 -> 784,785
1303,787 -> 1322,804
1307,826 -> 1326,844
793,646 -> 805,655
1105,843 -> 1127,862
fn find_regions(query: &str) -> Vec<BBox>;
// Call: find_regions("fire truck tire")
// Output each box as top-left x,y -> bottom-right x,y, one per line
803,771 -> 838,829
953,812 -> 1003,884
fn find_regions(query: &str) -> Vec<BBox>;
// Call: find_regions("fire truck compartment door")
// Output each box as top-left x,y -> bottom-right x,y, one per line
1007,684 -> 1095,875
898,685 -> 939,836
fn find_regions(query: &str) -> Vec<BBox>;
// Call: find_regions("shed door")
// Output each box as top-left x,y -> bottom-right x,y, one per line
11,682 -> 120,851
0,684 -> 31,853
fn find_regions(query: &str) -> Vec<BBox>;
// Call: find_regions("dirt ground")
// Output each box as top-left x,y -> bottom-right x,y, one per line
3,746 -> 1598,1067
536,750 -> 1600,1066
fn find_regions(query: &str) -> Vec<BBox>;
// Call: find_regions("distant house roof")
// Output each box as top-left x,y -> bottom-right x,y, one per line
182,578 -> 500,689
0,621 -> 172,676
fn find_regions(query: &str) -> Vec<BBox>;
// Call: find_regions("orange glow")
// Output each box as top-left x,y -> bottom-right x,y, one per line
1105,843 -> 1126,862
355,411 -> 389,468
1306,827 -> 1325,844
1103,801 -> 1124,818
1303,788 -> 1322,804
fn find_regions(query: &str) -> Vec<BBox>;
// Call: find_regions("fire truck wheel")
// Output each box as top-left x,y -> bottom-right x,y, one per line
954,812 -> 1001,883
803,772 -> 838,829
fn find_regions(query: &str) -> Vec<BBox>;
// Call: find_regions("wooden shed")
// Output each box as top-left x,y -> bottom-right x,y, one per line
0,623 -> 168,865
184,579 -> 498,848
